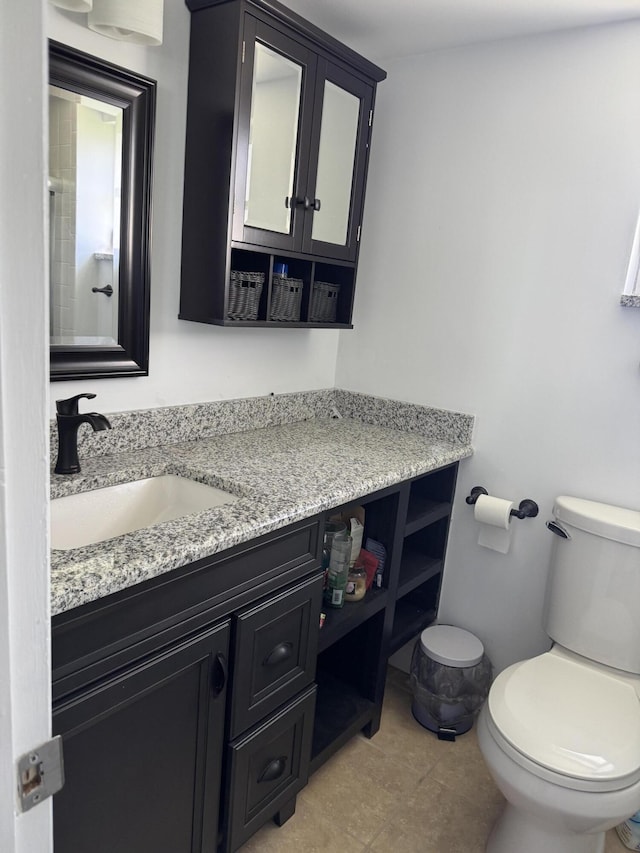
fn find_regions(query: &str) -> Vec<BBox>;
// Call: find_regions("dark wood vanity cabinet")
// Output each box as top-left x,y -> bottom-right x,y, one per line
180,0 -> 385,328
53,622 -> 231,853
52,517 -> 322,853
51,463 -> 458,852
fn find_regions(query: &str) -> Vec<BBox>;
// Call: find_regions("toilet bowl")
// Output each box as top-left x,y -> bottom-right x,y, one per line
479,649 -> 640,853
477,496 -> 640,853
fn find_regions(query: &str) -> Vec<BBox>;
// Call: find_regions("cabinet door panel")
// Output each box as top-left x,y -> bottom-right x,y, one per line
244,42 -> 302,235
305,61 -> 374,261
233,17 -> 316,251
311,80 -> 360,245
53,620 -> 230,853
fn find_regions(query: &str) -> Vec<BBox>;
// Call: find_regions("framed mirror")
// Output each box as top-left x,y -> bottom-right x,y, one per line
48,40 -> 156,380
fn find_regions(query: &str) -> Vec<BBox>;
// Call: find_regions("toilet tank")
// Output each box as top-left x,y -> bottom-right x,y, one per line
544,496 -> 640,673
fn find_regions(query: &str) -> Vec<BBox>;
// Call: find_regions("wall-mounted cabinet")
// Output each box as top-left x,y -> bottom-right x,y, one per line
180,0 -> 385,327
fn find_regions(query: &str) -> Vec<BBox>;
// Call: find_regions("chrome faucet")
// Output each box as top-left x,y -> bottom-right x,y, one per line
54,394 -> 111,475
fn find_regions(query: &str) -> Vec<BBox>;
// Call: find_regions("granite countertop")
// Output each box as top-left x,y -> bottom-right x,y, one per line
50,392 -> 474,616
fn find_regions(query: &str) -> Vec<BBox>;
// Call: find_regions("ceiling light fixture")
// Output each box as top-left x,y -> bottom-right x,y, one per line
49,0 -> 93,11
49,0 -> 164,46
88,0 -> 163,46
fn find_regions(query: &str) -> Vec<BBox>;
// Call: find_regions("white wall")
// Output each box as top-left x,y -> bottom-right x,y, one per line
47,3 -> 340,416
338,22 -> 640,672
0,0 -> 52,850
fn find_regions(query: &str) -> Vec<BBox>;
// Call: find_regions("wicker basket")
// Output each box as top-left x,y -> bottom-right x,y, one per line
227,271 -> 264,320
309,281 -> 340,323
270,275 -> 303,322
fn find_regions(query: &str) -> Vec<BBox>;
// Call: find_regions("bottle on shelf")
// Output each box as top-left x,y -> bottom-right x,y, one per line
325,533 -> 351,609
345,559 -> 367,602
322,521 -> 348,589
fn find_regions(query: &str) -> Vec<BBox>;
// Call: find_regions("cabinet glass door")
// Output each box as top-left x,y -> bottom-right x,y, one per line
311,81 -> 360,246
305,62 -> 374,261
233,19 -> 315,251
244,42 -> 302,234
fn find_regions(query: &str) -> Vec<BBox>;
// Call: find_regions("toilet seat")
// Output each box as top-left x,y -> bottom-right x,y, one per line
487,650 -> 640,792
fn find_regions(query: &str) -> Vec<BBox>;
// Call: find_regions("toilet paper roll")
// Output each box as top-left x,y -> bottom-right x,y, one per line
474,494 -> 514,554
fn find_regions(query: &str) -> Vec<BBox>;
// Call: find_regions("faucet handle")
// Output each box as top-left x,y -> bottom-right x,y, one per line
55,393 -> 97,416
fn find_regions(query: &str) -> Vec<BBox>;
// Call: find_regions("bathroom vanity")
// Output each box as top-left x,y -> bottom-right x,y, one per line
49,391 -> 472,852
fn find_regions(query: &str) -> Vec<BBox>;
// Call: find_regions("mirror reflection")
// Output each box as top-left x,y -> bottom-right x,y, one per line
49,86 -> 123,345
244,42 -> 302,234
49,40 -> 155,381
312,81 -> 359,246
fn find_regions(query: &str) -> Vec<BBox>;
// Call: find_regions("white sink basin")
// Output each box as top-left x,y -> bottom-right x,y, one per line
51,474 -> 238,551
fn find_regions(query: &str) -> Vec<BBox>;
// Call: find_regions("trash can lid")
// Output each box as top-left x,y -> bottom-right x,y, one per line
420,625 -> 484,668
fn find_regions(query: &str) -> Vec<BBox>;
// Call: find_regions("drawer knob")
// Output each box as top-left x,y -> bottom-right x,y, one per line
257,755 -> 287,784
263,641 -> 293,668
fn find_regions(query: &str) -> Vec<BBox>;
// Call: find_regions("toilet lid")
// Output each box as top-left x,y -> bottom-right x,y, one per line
489,652 -> 640,785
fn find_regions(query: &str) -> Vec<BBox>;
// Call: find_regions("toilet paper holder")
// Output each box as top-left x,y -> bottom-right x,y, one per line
466,486 -> 539,520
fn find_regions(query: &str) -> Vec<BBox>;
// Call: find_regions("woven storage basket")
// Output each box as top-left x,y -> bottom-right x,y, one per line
309,281 -> 340,323
270,274 -> 303,322
227,271 -> 264,320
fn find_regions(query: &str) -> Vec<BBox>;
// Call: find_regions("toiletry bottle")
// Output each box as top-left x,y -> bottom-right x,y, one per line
345,559 -> 367,602
322,522 -> 348,577
617,812 -> 640,850
325,533 -> 351,608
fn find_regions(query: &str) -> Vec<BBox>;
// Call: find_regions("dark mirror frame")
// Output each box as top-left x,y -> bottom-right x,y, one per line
49,40 -> 156,381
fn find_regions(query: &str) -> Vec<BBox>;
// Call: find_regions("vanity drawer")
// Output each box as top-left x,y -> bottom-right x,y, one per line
230,573 -> 322,738
223,685 -> 316,853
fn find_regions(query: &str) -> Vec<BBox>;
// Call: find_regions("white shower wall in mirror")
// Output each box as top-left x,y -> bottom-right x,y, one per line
49,86 -> 122,344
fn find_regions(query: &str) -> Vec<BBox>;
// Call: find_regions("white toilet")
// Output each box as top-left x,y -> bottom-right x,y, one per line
478,495 -> 640,853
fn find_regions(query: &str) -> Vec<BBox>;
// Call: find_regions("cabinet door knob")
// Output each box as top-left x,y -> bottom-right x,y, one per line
263,641 -> 293,668
285,196 -> 320,211
212,652 -> 227,697
285,196 -> 306,209
257,755 -> 287,784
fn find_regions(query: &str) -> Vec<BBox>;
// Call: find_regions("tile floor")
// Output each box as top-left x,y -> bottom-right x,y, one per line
240,667 -> 627,853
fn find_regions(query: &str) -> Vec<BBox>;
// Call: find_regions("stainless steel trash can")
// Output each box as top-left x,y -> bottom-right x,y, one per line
410,625 -> 492,740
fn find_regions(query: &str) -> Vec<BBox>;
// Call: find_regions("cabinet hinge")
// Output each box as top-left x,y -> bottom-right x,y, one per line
357,225 -> 361,242
242,41 -> 245,63
369,109 -> 373,127
17,736 -> 65,812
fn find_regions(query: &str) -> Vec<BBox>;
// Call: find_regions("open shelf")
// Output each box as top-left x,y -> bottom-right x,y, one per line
397,549 -> 442,599
390,601 -> 436,656
318,586 -> 388,653
310,669 -> 375,773
226,246 -> 356,326
404,498 -> 450,537
309,464 -> 458,780
389,576 -> 440,655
